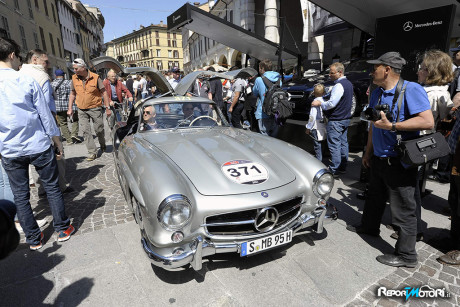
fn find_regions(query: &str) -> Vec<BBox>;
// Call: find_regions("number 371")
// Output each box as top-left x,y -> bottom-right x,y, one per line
226,165 -> 261,177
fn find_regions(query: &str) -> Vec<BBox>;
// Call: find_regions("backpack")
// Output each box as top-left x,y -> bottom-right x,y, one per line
261,76 -> 293,124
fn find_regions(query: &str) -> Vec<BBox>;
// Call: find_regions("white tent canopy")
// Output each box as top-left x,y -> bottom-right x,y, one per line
309,0 -> 460,37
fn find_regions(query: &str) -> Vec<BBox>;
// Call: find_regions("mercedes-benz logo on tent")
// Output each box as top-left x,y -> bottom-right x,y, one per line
403,21 -> 413,31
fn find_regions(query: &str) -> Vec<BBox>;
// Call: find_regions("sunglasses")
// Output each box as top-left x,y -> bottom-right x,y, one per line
144,111 -> 152,115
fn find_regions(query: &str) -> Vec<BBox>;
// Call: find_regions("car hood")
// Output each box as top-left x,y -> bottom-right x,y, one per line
142,129 -> 296,196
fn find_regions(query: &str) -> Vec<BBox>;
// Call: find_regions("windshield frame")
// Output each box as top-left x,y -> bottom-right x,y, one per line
136,98 -> 230,133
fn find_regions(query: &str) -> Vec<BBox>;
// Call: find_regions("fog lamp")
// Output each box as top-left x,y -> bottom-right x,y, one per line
171,231 -> 184,243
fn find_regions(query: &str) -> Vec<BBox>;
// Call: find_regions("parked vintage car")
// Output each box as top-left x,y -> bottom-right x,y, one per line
91,57 -> 338,271
283,59 -> 372,120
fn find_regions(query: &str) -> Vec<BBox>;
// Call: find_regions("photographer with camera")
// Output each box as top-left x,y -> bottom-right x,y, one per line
347,52 -> 434,268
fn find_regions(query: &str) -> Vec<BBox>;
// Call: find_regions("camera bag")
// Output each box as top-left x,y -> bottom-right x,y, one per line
393,80 -> 450,167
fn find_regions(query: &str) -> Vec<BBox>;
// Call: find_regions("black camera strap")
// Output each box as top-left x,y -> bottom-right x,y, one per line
377,78 -> 405,118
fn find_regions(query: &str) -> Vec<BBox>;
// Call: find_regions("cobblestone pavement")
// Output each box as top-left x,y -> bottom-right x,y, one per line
347,243 -> 460,306
23,146 -> 133,246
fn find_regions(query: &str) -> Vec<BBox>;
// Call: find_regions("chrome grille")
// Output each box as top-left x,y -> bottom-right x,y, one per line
204,196 -> 303,236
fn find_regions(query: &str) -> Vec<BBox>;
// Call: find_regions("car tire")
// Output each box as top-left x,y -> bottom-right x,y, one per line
133,197 -> 144,230
350,93 -> 357,117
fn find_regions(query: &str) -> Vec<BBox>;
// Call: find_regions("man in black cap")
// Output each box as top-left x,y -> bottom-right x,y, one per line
346,51 -> 434,268
168,67 -> 181,90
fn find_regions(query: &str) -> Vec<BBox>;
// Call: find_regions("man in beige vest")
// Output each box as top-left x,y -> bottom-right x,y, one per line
67,59 -> 111,161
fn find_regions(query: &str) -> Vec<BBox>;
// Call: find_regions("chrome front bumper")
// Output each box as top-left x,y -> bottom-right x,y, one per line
142,203 -> 338,271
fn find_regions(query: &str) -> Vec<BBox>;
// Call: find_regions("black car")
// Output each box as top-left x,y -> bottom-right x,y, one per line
283,59 -> 373,120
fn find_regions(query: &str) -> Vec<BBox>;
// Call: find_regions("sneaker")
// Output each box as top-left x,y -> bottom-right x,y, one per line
57,225 -> 75,242
86,154 -> 97,161
100,145 -> 106,153
30,232 -> 44,251
242,121 -> 251,129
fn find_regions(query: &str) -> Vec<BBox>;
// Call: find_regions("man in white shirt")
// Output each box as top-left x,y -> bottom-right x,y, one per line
168,67 -> 181,90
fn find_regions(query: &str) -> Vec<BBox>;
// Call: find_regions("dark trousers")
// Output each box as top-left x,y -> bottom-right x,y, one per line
361,156 -> 418,261
449,175 -> 460,249
1,146 -> 70,245
230,102 -> 244,129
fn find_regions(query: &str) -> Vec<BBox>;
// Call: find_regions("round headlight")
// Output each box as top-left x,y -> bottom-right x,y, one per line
157,195 -> 192,230
313,169 -> 334,198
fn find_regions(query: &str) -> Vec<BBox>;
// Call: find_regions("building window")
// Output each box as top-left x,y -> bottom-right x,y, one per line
173,33 -> 176,39
156,61 -> 162,71
56,37 -> 62,58
173,50 -> 179,58
156,49 -> 161,57
49,33 -> 55,55
39,27 -> 46,51
27,0 -> 34,19
167,40 -> 171,47
168,50 -> 172,58
0,15 -> 10,38
155,31 -> 159,38
168,61 -> 173,69
14,0 -> 20,11
167,32 -> 170,39
19,25 -> 27,51
172,40 -> 177,47
33,32 -> 40,49
174,62 -> 179,67
51,4 -> 57,23
156,39 -> 159,46
43,0 -> 49,17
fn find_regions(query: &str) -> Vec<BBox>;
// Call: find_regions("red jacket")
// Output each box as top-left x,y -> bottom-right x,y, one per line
103,79 -> 132,102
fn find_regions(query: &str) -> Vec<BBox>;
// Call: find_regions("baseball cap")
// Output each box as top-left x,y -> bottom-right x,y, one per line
450,45 -> 460,53
367,52 -> 407,70
72,58 -> 86,67
54,69 -> 64,76
170,67 -> 180,73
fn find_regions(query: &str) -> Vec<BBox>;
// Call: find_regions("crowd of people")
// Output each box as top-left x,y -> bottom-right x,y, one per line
0,34 -> 459,270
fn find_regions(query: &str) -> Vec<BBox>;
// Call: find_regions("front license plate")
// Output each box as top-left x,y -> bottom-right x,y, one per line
240,230 -> 292,256
291,102 -> 296,109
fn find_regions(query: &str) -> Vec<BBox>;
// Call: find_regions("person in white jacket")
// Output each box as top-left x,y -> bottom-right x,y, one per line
417,50 -> 454,134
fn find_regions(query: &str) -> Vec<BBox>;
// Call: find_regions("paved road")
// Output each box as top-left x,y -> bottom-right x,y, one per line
0,119 -> 458,306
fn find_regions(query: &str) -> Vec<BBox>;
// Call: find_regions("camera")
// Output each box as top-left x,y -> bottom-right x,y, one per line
360,104 -> 393,122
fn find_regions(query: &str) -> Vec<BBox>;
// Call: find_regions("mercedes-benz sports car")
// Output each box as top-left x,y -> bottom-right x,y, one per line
91,57 -> 338,271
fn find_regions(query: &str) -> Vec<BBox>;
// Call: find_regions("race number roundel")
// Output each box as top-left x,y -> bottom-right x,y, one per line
221,160 -> 269,184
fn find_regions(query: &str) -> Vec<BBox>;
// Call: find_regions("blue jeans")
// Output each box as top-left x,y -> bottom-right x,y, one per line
326,119 -> 350,173
1,146 -> 70,245
226,103 -> 232,126
0,161 -> 14,202
310,129 -> 323,162
258,117 -> 279,137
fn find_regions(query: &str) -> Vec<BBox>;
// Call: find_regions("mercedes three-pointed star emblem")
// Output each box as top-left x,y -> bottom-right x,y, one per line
254,207 -> 279,232
403,21 -> 413,32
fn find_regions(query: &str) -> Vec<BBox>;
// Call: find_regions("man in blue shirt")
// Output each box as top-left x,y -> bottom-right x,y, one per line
311,62 -> 353,176
253,59 -> 281,137
346,52 -> 434,268
0,38 -> 74,250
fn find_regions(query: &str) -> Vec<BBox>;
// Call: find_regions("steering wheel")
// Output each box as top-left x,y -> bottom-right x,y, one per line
189,116 -> 218,127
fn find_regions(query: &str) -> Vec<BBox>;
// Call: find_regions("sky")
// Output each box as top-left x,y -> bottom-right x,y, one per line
84,1 -> 192,43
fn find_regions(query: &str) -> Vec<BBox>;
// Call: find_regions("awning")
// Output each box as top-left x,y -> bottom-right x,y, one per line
309,0 -> 460,37
167,3 -> 299,62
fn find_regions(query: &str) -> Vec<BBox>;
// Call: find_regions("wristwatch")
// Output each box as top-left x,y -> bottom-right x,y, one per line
391,122 -> 397,132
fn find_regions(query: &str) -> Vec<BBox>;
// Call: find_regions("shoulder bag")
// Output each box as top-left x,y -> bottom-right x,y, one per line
394,81 -> 450,167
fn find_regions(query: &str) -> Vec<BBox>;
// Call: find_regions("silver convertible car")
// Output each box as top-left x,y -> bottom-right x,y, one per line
91,57 -> 338,271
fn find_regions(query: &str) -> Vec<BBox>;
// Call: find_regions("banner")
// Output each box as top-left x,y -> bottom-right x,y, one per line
300,0 -> 309,42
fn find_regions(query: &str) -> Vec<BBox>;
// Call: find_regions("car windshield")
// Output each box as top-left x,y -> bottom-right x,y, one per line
138,100 -> 229,132
346,60 -> 372,73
